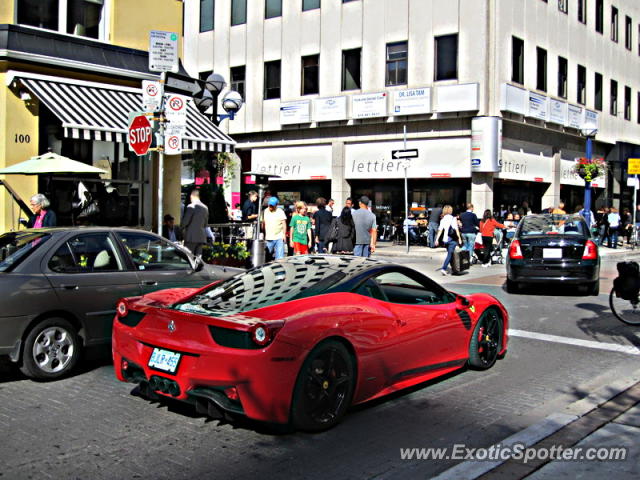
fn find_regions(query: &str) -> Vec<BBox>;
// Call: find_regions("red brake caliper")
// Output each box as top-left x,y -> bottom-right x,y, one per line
478,326 -> 485,353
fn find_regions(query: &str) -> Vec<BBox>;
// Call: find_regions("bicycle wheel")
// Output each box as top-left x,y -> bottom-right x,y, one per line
609,287 -> 640,325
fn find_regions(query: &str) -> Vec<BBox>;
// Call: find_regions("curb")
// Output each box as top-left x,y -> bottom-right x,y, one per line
429,368 -> 640,480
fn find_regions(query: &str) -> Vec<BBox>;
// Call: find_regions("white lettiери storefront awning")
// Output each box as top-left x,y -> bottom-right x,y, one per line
7,71 -> 235,153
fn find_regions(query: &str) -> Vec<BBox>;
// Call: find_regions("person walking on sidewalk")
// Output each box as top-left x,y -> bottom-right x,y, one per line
313,197 -> 333,253
263,196 -> 287,260
435,205 -> 462,275
479,209 -> 505,267
352,196 -> 377,257
428,204 -> 443,248
182,189 -> 209,257
331,207 -> 356,254
607,207 -> 621,249
459,203 -> 479,253
289,201 -> 312,255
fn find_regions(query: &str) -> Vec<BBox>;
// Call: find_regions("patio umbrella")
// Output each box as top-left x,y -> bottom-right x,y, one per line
0,151 -> 106,175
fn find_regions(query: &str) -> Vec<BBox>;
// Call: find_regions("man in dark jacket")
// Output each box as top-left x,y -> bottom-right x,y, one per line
459,203 -> 479,252
428,204 -> 443,248
313,197 -> 334,253
241,191 -> 259,222
162,214 -> 183,243
181,189 -> 209,256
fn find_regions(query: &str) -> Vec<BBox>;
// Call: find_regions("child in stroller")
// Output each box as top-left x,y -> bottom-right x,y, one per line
472,229 -> 505,265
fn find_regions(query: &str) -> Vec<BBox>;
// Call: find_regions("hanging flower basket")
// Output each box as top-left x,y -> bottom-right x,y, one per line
573,157 -> 606,183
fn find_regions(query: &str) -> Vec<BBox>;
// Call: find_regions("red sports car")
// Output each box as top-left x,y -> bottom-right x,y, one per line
112,255 -> 508,431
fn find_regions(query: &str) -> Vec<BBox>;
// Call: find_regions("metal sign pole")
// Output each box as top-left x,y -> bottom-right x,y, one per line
157,71 -> 166,235
634,174 -> 638,225
404,125 -> 409,254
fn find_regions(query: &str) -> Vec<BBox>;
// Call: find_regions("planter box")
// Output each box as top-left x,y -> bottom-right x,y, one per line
205,257 -> 247,268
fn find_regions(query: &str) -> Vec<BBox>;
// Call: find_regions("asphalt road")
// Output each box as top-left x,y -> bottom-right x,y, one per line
2,254 -> 640,479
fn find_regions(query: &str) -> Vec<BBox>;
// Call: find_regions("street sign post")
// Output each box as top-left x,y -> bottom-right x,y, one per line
628,158 -> 640,175
128,114 -> 153,156
142,80 -> 162,112
391,148 -> 419,160
149,31 -> 179,73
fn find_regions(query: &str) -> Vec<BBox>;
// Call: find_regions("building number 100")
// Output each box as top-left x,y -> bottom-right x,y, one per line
14,134 -> 31,144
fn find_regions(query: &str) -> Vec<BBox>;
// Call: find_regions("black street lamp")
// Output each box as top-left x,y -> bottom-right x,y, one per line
193,73 -> 244,126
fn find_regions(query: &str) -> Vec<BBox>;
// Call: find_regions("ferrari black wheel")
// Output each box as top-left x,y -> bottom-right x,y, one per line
291,340 -> 355,432
468,309 -> 503,370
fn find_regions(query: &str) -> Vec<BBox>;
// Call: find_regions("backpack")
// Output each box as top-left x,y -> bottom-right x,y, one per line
613,261 -> 640,301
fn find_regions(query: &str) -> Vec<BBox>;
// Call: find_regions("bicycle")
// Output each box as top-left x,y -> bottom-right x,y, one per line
609,289 -> 640,325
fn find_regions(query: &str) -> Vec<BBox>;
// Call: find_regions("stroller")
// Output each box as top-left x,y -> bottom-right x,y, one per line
473,229 -> 505,265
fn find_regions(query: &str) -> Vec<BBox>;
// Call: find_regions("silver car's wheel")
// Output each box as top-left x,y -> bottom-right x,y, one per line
20,318 -> 81,380
32,326 -> 75,373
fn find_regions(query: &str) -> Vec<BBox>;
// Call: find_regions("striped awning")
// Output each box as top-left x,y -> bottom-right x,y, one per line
9,72 -> 235,153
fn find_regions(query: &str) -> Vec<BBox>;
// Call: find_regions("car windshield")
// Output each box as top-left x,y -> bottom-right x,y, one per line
174,258 -> 347,316
519,215 -> 588,237
0,232 -> 51,272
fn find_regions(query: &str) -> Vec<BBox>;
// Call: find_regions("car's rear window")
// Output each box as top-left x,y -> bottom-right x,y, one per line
519,215 -> 588,237
0,232 -> 51,272
174,259 -> 347,316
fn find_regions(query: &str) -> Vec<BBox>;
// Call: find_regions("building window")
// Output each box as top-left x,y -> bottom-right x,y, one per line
626,16 -> 632,50
594,72 -> 603,111
434,34 -> 458,81
230,66 -> 245,99
231,0 -> 247,26
65,0 -> 103,38
264,61 -> 281,99
611,6 -> 618,42
386,41 -> 408,86
558,56 -> 567,98
342,48 -> 361,90
301,54 -> 319,95
578,0 -> 586,24
558,0 -> 567,14
17,0 -> 59,30
610,79 -> 618,116
303,0 -> 320,11
637,92 -> 640,123
577,65 -> 586,105
265,0 -> 282,18
512,36 -> 525,84
595,0 -> 604,33
200,0 -> 214,32
625,86 -> 631,120
536,47 -> 547,92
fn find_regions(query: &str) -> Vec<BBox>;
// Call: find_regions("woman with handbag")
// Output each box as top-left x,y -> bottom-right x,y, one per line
330,207 -> 356,254
479,209 -> 505,267
435,205 -> 462,275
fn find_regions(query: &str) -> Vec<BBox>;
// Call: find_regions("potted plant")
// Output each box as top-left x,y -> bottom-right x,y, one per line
202,242 -> 250,268
573,157 -> 606,183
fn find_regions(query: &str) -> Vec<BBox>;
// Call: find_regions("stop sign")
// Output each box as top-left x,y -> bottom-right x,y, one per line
128,115 -> 153,156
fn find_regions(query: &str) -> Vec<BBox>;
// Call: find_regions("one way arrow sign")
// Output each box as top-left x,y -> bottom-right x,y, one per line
391,149 -> 419,160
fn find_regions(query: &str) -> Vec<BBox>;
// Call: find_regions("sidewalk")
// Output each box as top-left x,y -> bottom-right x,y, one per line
373,241 -> 639,258
432,373 -> 640,480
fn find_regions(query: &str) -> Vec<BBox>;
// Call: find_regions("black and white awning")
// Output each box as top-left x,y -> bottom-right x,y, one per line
8,71 -> 235,153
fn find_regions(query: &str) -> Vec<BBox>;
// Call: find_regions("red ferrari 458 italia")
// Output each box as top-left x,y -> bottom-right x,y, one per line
113,255 -> 508,431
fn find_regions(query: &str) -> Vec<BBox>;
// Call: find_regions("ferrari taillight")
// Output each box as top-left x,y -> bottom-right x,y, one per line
582,240 -> 598,260
250,323 -> 283,348
509,240 -> 523,260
